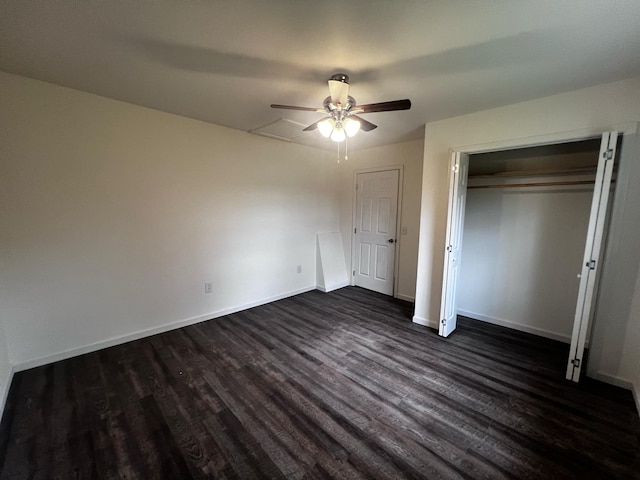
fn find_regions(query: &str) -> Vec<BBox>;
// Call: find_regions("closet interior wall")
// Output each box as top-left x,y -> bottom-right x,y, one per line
457,140 -> 602,343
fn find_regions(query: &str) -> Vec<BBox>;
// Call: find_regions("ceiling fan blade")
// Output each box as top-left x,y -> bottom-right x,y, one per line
350,115 -> 377,132
270,104 -> 322,112
355,99 -> 412,113
302,119 -> 323,132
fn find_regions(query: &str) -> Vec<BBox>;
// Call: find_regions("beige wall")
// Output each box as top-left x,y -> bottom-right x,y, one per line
338,139 -> 424,301
459,185 -> 593,342
414,76 -> 640,392
3,68 -> 638,416
622,268 -> 640,412
0,73 -> 425,419
588,133 -> 640,385
0,72 -> 340,374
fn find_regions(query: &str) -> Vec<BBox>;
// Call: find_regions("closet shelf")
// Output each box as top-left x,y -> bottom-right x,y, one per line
468,166 -> 597,179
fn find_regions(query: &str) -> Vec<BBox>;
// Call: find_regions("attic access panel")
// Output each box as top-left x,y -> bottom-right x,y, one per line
249,118 -> 308,142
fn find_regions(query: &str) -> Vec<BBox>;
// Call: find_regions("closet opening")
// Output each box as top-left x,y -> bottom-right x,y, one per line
457,138 -> 614,369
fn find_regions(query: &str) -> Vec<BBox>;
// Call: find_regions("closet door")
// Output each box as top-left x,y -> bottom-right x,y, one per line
566,132 -> 618,382
439,151 -> 469,337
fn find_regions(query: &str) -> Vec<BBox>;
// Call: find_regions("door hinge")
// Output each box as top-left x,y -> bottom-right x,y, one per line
571,358 -> 581,368
355,184 -> 359,190
604,148 -> 614,161
453,164 -> 459,173
353,270 -> 356,276
586,259 -> 596,270
354,228 -> 357,234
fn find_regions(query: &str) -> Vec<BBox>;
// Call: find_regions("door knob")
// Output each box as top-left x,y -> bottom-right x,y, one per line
388,239 -> 395,243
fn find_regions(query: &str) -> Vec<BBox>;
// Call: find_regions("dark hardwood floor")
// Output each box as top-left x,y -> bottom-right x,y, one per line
1,287 -> 639,479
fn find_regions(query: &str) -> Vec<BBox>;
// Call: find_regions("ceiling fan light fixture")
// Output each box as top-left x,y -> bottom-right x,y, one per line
344,117 -> 360,137
318,119 -> 334,137
270,73 -> 411,146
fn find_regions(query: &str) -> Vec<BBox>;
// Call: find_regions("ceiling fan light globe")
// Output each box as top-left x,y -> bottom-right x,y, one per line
318,119 -> 333,137
331,128 -> 346,142
344,118 -> 361,137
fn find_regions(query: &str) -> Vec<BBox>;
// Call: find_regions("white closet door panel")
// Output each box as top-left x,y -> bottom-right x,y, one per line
439,152 -> 469,337
566,132 -> 618,382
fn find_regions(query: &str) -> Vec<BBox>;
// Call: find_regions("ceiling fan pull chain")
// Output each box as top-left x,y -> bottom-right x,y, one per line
337,141 -> 341,163
345,136 -> 349,161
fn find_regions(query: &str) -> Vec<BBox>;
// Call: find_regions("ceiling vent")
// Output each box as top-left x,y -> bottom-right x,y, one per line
249,118 -> 308,142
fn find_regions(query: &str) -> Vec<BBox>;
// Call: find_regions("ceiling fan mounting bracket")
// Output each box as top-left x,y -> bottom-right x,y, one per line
329,73 -> 349,84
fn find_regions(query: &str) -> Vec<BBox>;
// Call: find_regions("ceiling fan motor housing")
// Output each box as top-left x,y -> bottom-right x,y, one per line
328,73 -> 352,107
323,95 -> 356,116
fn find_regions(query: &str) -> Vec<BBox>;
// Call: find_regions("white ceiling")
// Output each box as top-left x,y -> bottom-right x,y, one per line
2,1 -> 640,151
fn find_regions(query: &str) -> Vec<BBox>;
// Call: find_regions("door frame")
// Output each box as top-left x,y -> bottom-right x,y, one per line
438,122 -> 636,361
351,165 -> 404,298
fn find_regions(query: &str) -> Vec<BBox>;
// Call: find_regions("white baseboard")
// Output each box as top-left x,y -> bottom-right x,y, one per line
14,285 -> 317,373
412,315 -> 438,329
589,371 -> 634,390
590,373 -> 640,416
586,373 -> 640,416
395,293 -> 415,303
0,365 -> 15,421
316,281 -> 350,293
457,310 -> 572,344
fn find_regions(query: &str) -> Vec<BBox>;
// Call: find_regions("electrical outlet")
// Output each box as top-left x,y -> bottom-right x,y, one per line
204,282 -> 213,294
297,265 -> 302,274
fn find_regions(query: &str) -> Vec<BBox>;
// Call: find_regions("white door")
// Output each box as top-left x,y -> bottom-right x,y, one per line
566,132 -> 618,382
439,152 -> 469,337
354,170 -> 399,296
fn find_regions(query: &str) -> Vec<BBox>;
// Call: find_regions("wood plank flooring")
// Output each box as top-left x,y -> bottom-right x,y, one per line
0,287 -> 638,479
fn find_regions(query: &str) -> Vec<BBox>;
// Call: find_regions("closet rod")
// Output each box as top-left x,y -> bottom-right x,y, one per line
468,166 -> 597,179
468,180 -> 596,189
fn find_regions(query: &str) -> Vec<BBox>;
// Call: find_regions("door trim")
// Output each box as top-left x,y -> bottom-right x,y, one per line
351,165 -> 404,298
452,122 -> 636,155
439,126 -> 637,384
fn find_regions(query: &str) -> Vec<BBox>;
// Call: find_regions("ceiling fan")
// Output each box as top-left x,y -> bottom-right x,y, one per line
271,73 -> 411,143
